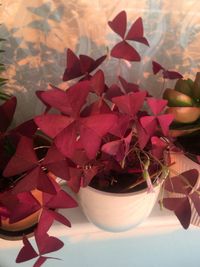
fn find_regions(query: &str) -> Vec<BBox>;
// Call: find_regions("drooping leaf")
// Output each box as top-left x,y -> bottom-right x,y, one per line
163,197 -> 191,229
35,233 -> 64,255
16,236 -> 38,263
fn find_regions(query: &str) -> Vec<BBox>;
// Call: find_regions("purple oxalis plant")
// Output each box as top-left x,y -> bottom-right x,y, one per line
1,9 -> 200,267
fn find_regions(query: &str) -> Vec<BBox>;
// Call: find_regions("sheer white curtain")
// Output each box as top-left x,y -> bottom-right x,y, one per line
2,0 -> 200,124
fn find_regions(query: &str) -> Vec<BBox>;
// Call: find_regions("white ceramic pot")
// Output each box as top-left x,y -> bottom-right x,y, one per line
78,181 -> 162,232
169,152 -> 200,226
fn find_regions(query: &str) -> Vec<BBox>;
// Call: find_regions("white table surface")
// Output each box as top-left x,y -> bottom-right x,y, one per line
0,202 -> 200,267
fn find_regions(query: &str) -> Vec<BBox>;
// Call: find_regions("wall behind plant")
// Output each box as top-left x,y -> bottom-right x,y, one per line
1,0 -> 200,125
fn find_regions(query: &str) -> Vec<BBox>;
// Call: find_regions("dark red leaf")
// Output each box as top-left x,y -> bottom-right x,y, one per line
163,70 -> 183,80
12,167 -> 56,195
81,99 -> 111,116
79,114 -> 117,159
118,76 -> 139,93
55,122 -> 78,158
35,233 -> 64,255
0,96 -> 17,132
125,17 -> 149,46
63,48 -> 81,81
108,10 -> 127,39
152,61 -> 164,74
163,197 -> 191,229
106,84 -> 123,100
151,136 -> 167,159
44,189 -> 78,209
12,119 -> 37,137
37,81 -> 90,117
36,209 -> 54,237
16,236 -> 38,263
146,98 -> 167,115
113,91 -> 146,117
109,114 -> 130,138
68,168 -> 82,193
8,192 -> 41,223
111,41 -> 141,61
157,114 -> 174,136
140,116 -> 157,137
34,114 -> 74,139
90,70 -> 105,96
3,136 -> 38,177
190,192 -> 200,216
33,256 -> 47,267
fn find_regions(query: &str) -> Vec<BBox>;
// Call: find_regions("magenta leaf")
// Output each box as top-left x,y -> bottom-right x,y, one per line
109,114 -> 130,138
108,10 -> 127,39
44,189 -> 78,209
16,236 -> 38,263
125,17 -> 149,46
90,70 -> 105,96
42,145 -> 70,181
151,136 -> 167,159
0,96 -> 17,132
8,192 -> 41,223
35,114 -> 74,139
80,54 -> 106,75
79,114 -> 117,159
33,257 -> 48,267
111,41 -> 141,61
157,114 -> 174,136
81,99 -> 111,116
35,209 -> 54,237
37,81 -> 90,117
55,122 -> 78,158
140,116 -> 157,137
112,91 -> 146,117
35,233 -> 64,255
12,167 -> 56,195
3,136 -> 38,177
146,98 -> 167,115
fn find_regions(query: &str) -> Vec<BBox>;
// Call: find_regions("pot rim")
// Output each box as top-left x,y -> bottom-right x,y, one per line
80,171 -> 169,198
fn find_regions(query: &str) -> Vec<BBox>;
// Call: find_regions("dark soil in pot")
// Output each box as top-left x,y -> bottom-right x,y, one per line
89,163 -> 162,194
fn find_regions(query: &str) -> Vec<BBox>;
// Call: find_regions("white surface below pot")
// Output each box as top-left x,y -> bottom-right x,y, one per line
78,181 -> 161,232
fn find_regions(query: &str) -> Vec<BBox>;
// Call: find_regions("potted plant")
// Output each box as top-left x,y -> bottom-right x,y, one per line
2,10 -> 200,267
34,10 -> 200,235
